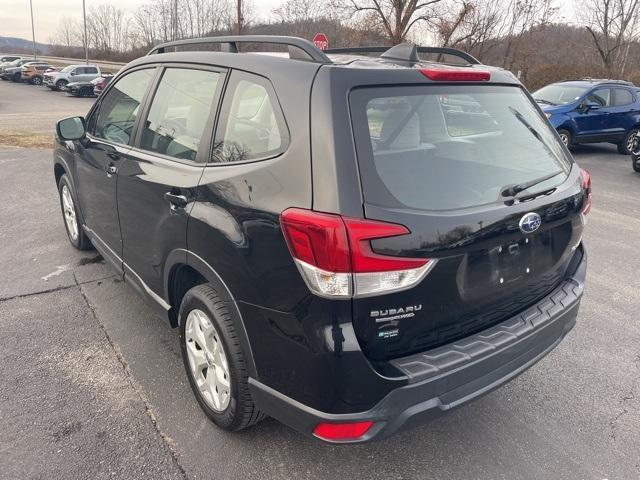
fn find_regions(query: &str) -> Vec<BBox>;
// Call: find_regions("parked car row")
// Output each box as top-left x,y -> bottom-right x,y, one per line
0,56 -> 113,97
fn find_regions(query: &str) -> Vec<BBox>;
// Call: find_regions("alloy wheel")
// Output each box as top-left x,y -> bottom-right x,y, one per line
627,130 -> 638,153
559,132 -> 569,146
61,185 -> 78,241
185,309 -> 231,412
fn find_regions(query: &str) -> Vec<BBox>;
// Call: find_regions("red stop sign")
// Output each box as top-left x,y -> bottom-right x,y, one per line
313,33 -> 329,51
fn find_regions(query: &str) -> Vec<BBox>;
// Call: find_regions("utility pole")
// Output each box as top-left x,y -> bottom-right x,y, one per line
29,0 -> 37,60
173,0 -> 178,40
236,0 -> 243,35
82,0 -> 88,64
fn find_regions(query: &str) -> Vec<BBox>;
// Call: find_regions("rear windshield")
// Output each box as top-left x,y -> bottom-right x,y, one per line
350,85 -> 571,211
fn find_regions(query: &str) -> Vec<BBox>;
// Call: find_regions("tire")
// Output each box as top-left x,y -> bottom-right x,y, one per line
633,157 -> 640,172
58,174 -> 92,250
557,129 -> 572,148
179,284 -> 264,431
617,129 -> 639,155
56,79 -> 68,91
31,76 -> 43,85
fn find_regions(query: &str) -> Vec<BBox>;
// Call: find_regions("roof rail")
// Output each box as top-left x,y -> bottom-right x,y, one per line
562,78 -> 634,85
324,45 -> 481,65
146,35 -> 332,63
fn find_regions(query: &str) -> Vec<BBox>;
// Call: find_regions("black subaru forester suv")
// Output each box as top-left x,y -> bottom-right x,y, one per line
54,36 -> 590,443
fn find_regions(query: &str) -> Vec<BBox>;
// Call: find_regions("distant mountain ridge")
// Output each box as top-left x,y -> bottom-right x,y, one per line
0,36 -> 51,54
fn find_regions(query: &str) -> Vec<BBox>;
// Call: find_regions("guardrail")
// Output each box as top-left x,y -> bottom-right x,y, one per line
3,53 -> 126,72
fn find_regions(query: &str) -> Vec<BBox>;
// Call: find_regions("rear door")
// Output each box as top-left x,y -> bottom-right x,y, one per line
349,84 -> 586,360
609,87 -> 639,140
83,66 -> 100,81
117,65 -> 225,300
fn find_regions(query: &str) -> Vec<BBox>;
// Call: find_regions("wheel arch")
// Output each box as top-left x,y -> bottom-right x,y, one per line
163,249 -> 258,379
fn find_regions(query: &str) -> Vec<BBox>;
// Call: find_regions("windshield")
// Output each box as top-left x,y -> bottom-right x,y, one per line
533,84 -> 588,105
61,66 -> 75,73
350,85 -> 572,211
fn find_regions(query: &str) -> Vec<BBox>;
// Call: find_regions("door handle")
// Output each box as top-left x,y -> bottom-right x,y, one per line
164,191 -> 188,209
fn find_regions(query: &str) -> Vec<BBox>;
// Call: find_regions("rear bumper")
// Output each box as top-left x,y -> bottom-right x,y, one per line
249,251 -> 586,443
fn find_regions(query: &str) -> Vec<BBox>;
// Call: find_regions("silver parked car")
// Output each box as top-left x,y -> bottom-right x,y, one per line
44,64 -> 101,91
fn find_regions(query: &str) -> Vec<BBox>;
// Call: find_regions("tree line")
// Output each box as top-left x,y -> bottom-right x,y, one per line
46,0 -> 640,89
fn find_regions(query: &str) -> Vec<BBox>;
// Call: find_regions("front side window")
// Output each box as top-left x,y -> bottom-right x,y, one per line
351,85 -> 572,211
213,74 -> 287,163
586,88 -> 611,107
93,69 -> 155,145
140,68 -> 221,161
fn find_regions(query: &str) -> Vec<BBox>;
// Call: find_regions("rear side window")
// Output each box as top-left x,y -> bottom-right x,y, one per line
350,85 -> 571,211
140,68 -> 221,161
614,88 -> 634,106
93,69 -> 155,145
212,72 -> 288,163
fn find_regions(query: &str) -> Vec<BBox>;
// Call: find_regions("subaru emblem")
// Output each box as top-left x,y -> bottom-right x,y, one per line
519,212 -> 541,234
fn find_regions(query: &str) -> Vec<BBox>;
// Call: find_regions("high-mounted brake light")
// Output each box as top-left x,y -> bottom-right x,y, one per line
580,168 -> 592,215
419,68 -> 491,82
280,209 -> 436,298
313,421 -> 374,441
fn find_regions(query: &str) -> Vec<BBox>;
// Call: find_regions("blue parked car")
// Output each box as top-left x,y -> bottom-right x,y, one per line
533,79 -> 640,154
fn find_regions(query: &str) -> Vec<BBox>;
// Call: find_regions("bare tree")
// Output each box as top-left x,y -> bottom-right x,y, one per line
577,0 -> 640,74
345,0 -> 445,44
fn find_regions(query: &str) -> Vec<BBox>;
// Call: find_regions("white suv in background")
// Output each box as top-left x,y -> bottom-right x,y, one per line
44,64 -> 101,91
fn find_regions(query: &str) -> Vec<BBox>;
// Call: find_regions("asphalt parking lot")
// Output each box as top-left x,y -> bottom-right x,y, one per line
1,79 -> 639,479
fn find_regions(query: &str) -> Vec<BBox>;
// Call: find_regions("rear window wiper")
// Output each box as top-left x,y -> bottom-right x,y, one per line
501,170 -> 564,198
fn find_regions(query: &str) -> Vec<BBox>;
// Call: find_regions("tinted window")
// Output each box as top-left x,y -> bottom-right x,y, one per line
213,74 -> 287,163
614,88 -> 634,106
140,68 -> 220,161
94,69 -> 154,145
85,67 -> 98,74
586,88 -> 611,107
351,85 -> 571,211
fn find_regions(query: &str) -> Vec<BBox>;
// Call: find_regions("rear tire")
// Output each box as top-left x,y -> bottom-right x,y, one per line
58,174 -> 92,250
633,157 -> 640,172
618,129 -> 638,155
558,129 -> 572,148
179,284 -> 264,431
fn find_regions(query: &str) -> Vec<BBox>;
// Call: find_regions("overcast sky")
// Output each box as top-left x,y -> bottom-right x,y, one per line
1,0 -> 283,42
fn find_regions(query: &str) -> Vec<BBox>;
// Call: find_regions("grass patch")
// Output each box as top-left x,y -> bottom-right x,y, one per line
0,131 -> 54,149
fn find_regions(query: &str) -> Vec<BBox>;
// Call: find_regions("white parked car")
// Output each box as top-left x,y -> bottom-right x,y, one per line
44,64 -> 101,91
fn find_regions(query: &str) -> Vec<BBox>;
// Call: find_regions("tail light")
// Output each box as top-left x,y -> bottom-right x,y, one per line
313,421 -> 374,441
280,208 -> 436,299
420,68 -> 490,82
580,168 -> 592,215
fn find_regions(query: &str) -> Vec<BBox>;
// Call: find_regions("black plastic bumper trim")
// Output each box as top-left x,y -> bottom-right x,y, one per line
249,251 -> 586,443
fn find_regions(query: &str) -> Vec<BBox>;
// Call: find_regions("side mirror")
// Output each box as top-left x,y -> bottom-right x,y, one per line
581,101 -> 600,112
57,116 -> 86,141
